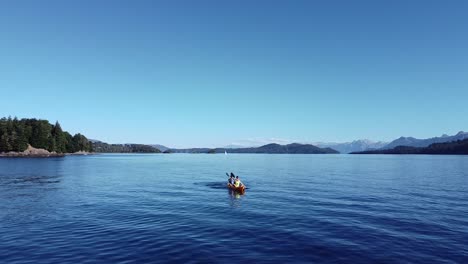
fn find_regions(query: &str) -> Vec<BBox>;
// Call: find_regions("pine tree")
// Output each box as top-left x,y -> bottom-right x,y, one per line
13,119 -> 28,151
52,121 -> 66,153
0,120 -> 7,152
0,132 -> 10,152
64,132 -> 75,153
48,137 -> 56,152
30,120 -> 52,149
0,117 -> 91,154
88,141 -> 94,152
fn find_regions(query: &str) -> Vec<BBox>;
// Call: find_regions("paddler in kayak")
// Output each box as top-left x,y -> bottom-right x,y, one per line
234,176 -> 244,188
228,173 -> 235,185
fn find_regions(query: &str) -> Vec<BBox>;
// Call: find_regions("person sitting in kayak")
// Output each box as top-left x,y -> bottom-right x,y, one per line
234,176 -> 244,188
228,174 -> 235,185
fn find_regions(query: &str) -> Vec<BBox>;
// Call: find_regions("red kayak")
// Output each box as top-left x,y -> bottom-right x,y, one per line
227,183 -> 246,193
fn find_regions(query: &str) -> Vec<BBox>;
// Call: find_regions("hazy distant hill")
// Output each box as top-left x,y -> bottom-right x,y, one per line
172,143 -> 339,154
352,139 -> 468,155
230,143 -> 338,154
223,144 -> 247,149
150,144 -> 169,152
317,140 -> 388,154
169,148 -> 211,153
383,131 -> 468,149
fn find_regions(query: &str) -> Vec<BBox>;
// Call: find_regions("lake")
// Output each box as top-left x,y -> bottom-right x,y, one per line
1,154 -> 467,263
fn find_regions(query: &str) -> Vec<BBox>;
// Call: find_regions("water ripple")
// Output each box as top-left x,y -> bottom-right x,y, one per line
1,154 -> 468,263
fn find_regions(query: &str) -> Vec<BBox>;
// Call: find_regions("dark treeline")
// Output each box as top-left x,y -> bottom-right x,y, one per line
0,117 -> 92,153
352,139 -> 468,155
171,143 -> 339,154
92,141 -> 161,153
224,143 -> 339,154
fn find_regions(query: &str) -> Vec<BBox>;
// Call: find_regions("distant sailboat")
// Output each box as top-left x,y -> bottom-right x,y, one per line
225,150 -> 227,155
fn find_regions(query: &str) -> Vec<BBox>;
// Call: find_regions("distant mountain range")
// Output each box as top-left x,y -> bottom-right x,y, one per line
382,131 -> 468,149
316,131 -> 468,153
92,131 -> 468,154
221,140 -> 388,153
352,138 -> 468,155
316,140 -> 388,154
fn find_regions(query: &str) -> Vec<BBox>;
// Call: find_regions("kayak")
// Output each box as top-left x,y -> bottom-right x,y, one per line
227,183 -> 245,193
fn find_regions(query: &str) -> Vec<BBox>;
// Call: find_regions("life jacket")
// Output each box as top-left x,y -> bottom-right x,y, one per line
234,179 -> 240,187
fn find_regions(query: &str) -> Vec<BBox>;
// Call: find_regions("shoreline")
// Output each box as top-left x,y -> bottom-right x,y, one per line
0,152 -> 95,158
0,145 -> 94,158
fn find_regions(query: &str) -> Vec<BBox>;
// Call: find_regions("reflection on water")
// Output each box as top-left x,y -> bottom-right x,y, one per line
0,158 -> 64,188
0,158 -> 65,223
2,175 -> 61,185
196,181 -> 245,206
228,189 -> 244,207
198,181 -> 227,190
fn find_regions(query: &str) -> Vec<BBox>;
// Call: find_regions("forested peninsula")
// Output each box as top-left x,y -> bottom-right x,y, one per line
0,117 -> 92,156
92,141 -> 161,153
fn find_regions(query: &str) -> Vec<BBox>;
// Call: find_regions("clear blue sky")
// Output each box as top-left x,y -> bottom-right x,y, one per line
1,0 -> 467,148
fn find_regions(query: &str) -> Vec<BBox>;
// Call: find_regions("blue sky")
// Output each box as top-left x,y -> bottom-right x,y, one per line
1,0 -> 467,148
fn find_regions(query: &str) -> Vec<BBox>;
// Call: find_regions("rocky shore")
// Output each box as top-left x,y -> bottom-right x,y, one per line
0,145 -> 92,158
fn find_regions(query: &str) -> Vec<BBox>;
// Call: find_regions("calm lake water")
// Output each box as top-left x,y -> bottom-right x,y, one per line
1,154 -> 467,263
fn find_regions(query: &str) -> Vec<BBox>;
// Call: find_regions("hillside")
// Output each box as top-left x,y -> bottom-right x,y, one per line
317,140 -> 388,154
168,148 -> 211,154
92,141 -> 161,153
150,144 -> 169,152
171,143 -> 339,154
383,131 -> 468,149
229,143 -> 338,154
352,139 -> 468,155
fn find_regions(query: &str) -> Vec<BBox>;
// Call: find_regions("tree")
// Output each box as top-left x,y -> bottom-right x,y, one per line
30,120 -> 52,149
13,119 -> 28,151
0,117 -> 91,154
52,121 -> 66,153
0,131 -> 11,152
48,137 -> 56,152
88,141 -> 93,152
0,119 -> 8,152
72,133 -> 91,152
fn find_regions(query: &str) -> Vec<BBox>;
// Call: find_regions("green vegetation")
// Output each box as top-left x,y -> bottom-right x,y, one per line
0,117 -> 92,153
92,141 -> 161,153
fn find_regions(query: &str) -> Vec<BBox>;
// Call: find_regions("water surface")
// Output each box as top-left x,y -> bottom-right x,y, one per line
1,154 -> 467,263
